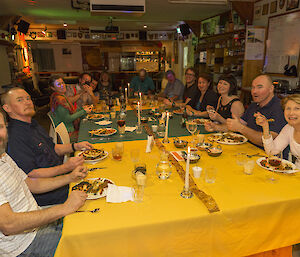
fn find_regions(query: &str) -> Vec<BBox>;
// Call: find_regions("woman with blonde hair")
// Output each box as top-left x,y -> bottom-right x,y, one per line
255,94 -> 300,167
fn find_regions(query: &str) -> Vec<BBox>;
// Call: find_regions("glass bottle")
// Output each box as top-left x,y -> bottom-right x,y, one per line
156,150 -> 172,180
157,118 -> 165,137
181,108 -> 188,128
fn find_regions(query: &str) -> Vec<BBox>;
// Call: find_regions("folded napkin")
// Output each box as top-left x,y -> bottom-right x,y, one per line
125,126 -> 136,132
106,184 -> 134,203
145,135 -> 154,153
95,120 -> 112,125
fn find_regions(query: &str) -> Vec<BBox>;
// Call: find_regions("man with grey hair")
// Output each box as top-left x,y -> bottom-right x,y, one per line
130,69 -> 155,95
160,70 -> 184,101
0,109 -> 88,256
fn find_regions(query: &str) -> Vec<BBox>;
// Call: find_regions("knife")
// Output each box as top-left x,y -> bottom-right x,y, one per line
88,167 -> 107,171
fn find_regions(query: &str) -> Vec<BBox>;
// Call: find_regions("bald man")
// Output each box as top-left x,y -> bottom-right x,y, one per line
226,74 -> 286,146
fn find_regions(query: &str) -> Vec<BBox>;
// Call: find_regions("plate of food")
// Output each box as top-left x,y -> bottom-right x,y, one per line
207,132 -> 247,145
173,109 -> 184,115
192,118 -> 208,125
86,114 -> 105,120
256,157 -> 298,174
72,178 -> 114,200
89,128 -> 117,137
78,149 -> 108,163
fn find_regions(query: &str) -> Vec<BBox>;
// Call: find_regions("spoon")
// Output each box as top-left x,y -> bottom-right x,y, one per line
76,208 -> 100,213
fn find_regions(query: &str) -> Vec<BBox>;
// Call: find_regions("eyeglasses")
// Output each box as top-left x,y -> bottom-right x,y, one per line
185,73 -> 195,77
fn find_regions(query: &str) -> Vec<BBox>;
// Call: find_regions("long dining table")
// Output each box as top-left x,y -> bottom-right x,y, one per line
54,103 -> 299,257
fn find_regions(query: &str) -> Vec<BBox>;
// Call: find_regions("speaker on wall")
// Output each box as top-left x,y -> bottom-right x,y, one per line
139,30 -> 147,40
179,23 -> 191,37
17,20 -> 30,35
57,29 -> 66,39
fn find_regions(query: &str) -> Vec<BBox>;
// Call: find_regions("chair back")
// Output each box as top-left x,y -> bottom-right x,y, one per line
47,112 -> 57,144
55,122 -> 70,162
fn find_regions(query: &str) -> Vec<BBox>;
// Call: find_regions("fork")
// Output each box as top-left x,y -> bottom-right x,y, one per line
76,208 -> 100,213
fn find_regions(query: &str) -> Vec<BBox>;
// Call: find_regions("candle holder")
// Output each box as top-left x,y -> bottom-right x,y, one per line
180,187 -> 193,199
162,137 -> 170,144
136,123 -> 142,134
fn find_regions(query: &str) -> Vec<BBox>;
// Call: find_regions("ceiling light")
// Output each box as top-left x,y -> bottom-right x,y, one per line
63,23 -> 67,27
143,25 -> 147,28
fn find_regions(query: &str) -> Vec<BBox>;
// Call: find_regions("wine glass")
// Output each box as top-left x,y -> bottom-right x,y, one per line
117,115 -> 126,137
267,151 -> 282,182
186,120 -> 197,146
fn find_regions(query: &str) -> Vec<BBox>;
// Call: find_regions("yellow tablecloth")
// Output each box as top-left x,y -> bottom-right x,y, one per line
55,136 -> 300,257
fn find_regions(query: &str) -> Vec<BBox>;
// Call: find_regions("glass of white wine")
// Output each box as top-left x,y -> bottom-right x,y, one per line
186,120 -> 198,147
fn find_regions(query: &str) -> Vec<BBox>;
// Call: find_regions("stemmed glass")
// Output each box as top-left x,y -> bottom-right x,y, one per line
117,115 -> 126,137
186,120 -> 197,147
267,151 -> 282,182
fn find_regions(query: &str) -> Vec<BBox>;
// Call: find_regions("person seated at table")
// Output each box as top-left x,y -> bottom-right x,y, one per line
97,71 -> 114,98
204,74 -> 244,132
66,72 -> 99,109
164,67 -> 198,108
185,73 -> 218,117
159,70 -> 184,101
130,69 -> 155,95
49,75 -> 92,142
225,74 -> 286,147
255,94 -> 300,167
1,87 -> 93,206
0,108 -> 88,257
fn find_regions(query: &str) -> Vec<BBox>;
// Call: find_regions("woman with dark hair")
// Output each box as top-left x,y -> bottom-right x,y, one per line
49,75 -> 92,141
186,73 -> 218,117
204,74 -> 244,132
97,71 -> 113,98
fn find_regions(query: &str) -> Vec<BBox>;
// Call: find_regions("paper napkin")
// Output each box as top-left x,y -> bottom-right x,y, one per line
106,184 -> 134,203
125,126 -> 136,132
145,135 -> 154,153
95,120 -> 112,126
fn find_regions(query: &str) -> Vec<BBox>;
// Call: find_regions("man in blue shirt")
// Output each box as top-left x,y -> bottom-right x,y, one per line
226,74 -> 286,147
130,69 -> 155,95
160,70 -> 184,101
1,88 -> 93,206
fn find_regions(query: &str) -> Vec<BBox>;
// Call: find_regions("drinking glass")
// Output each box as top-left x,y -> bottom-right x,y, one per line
130,149 -> 140,163
205,166 -> 217,183
236,153 -> 247,167
117,116 -> 126,137
267,151 -> 282,182
186,120 -> 197,135
243,160 -> 255,175
112,146 -> 123,161
197,134 -> 205,145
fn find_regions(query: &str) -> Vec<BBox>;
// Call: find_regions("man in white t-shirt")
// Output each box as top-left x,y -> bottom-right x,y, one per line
0,110 -> 88,257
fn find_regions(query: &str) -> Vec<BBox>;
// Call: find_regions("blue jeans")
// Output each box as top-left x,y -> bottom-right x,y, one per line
18,219 -> 63,257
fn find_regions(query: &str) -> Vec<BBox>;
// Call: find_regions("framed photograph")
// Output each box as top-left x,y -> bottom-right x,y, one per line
254,6 -> 262,20
270,1 -> 277,13
62,48 -> 72,55
279,0 -> 286,9
286,0 -> 299,10
262,3 -> 269,15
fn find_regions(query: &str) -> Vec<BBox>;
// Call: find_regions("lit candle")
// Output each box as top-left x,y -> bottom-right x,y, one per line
137,101 -> 141,125
125,88 -> 128,103
164,111 -> 169,141
185,147 -> 190,191
127,83 -> 130,99
139,92 -> 142,104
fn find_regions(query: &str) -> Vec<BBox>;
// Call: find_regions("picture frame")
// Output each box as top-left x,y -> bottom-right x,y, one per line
286,0 -> 299,10
262,3 -> 269,15
279,0 -> 286,9
270,1 -> 278,13
254,6 -> 262,20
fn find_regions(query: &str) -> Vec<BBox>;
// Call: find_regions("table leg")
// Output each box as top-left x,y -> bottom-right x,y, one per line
246,246 -> 292,257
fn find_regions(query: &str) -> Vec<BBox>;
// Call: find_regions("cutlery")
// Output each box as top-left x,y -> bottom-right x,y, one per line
76,208 -> 100,213
88,167 -> 107,171
246,153 -> 267,158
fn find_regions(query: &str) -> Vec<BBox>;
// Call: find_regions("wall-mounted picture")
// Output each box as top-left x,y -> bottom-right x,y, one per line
270,1 -> 277,13
279,0 -> 286,9
62,48 -> 72,55
262,3 -> 269,15
254,6 -> 262,19
286,0 -> 299,10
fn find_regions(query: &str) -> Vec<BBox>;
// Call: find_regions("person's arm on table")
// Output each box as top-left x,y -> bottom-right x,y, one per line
0,190 -> 86,236
55,105 -> 90,125
226,114 -> 278,146
54,141 -> 93,156
186,105 -> 208,117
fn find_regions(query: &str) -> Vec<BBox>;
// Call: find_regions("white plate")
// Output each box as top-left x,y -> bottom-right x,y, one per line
78,150 -> 109,163
73,178 -> 114,200
89,128 -> 117,137
207,133 -> 247,145
87,114 -> 105,120
256,157 -> 298,174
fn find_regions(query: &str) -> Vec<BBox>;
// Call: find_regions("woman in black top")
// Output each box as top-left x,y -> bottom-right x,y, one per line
205,74 -> 244,132
186,73 -> 218,117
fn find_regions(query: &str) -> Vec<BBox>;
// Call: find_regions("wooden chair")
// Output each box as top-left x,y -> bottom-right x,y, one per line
55,122 -> 70,162
47,112 -> 57,144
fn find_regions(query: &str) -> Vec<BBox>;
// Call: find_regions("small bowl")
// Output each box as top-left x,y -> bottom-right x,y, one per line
173,138 -> 188,148
206,145 -> 223,157
141,117 -> 148,123
183,153 -> 201,163
196,142 -> 212,151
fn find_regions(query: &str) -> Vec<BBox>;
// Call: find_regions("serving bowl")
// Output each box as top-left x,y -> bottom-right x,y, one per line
183,152 -> 201,163
173,138 -> 188,148
196,142 -> 212,151
206,145 -> 223,157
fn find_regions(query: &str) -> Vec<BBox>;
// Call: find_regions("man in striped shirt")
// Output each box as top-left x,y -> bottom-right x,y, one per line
0,110 -> 88,257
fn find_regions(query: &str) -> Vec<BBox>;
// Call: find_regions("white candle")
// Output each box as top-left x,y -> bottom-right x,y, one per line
139,92 -> 142,104
164,111 -> 169,140
185,147 -> 190,190
125,88 -> 128,103
137,101 -> 141,125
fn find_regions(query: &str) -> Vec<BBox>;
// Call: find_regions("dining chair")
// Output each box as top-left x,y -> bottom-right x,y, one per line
47,112 -> 57,144
55,122 -> 70,162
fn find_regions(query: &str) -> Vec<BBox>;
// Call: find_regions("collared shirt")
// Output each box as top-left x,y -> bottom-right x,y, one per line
130,76 -> 155,94
163,79 -> 185,100
0,153 -> 38,257
7,119 -> 68,206
241,96 -> 286,134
